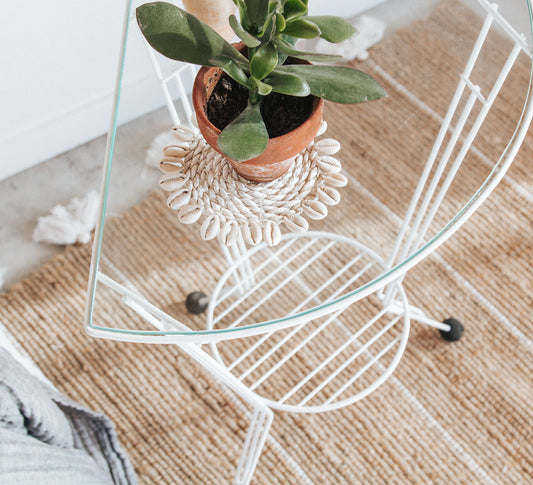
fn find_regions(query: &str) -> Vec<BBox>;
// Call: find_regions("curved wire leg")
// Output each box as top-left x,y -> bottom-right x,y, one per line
235,405 -> 274,485
409,307 -> 464,341
387,301 -> 451,332
406,305 -> 451,331
410,312 -> 451,332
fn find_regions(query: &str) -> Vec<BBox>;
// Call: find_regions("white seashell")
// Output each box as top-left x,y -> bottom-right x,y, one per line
167,188 -> 191,210
318,186 -> 341,206
219,221 -> 240,246
177,204 -> 202,224
172,133 -> 192,144
159,173 -> 188,192
317,155 -> 341,173
315,139 -> 341,155
284,214 -> 309,233
323,172 -> 348,188
172,125 -> 196,142
303,200 -> 328,220
316,120 -> 327,137
263,220 -> 281,247
163,145 -> 188,158
200,215 -> 220,240
190,176 -> 200,190
242,221 -> 262,246
159,156 -> 183,173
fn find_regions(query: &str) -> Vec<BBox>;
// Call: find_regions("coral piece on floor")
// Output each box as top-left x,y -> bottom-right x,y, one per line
33,191 -> 99,245
145,131 -> 177,168
158,121 -> 347,247
312,15 -> 386,61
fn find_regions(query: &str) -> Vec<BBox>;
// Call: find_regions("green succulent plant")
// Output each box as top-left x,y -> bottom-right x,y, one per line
136,0 -> 386,161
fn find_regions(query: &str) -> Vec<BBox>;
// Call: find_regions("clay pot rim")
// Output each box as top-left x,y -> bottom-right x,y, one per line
194,66 -> 322,142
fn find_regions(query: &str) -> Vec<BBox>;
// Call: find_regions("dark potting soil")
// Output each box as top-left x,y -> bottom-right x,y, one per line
206,73 -> 314,138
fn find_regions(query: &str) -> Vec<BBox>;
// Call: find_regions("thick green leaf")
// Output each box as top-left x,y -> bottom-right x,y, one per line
233,0 -> 249,29
250,43 -> 278,80
268,1 -> 280,15
258,15 -> 276,42
265,71 -> 310,96
277,33 -> 297,64
276,38 -> 342,63
280,33 -> 297,46
229,15 -> 260,47
136,2 -> 247,68
246,0 -> 270,29
275,65 -> 387,103
305,16 -> 357,43
209,55 -> 250,87
275,13 -> 286,32
251,78 -> 273,95
283,0 -> 307,20
217,102 -> 269,161
283,18 -> 320,39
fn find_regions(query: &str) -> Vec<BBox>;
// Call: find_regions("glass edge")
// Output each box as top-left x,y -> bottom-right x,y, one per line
89,0 -> 533,337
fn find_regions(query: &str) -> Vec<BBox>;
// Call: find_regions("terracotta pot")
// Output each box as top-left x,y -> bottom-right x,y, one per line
192,45 -> 324,183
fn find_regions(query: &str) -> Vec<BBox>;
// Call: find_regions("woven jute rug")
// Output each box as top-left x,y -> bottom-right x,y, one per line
2,2 -> 533,483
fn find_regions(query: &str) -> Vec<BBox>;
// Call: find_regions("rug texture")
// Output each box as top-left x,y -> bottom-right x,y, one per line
2,2 -> 533,483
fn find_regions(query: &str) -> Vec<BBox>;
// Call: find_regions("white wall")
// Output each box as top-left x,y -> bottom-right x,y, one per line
309,0 -> 385,17
0,0 -> 385,181
0,0 -> 178,181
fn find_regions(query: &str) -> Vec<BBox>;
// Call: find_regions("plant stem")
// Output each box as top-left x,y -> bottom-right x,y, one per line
248,45 -> 259,104
249,90 -> 260,104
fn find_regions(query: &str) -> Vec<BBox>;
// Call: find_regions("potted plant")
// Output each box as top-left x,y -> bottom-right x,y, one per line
137,0 -> 386,182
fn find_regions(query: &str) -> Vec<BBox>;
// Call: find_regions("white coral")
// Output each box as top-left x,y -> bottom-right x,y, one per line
311,15 -> 386,61
33,191 -> 99,245
145,131 -> 177,168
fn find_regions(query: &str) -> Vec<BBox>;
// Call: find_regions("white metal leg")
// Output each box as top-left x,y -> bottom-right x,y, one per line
235,405 -> 274,485
385,9 -> 496,276
120,294 -> 274,483
411,314 -> 451,332
383,3 -> 526,307
219,235 -> 258,295
388,301 -> 451,332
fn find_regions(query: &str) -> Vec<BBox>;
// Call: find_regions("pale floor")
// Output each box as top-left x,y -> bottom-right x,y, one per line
0,107 -> 170,290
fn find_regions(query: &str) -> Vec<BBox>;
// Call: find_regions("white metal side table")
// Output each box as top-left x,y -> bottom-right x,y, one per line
84,1 -> 533,483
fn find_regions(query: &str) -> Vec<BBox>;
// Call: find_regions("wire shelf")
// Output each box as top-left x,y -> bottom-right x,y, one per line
207,232 -> 410,412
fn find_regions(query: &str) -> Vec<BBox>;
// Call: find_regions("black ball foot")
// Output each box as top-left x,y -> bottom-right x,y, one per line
186,291 -> 209,314
439,318 -> 464,342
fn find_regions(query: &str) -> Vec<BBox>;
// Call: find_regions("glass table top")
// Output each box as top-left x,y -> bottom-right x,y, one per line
85,0 -> 533,342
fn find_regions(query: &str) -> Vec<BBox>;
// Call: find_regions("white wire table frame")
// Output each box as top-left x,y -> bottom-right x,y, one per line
84,1 -> 533,484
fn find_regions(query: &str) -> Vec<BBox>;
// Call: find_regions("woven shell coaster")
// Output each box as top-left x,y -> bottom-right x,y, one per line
158,120 -> 347,247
